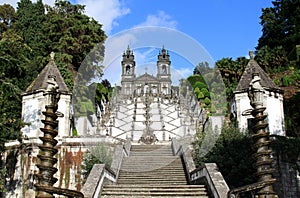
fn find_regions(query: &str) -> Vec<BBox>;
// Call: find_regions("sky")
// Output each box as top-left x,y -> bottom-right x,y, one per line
3,0 -> 274,84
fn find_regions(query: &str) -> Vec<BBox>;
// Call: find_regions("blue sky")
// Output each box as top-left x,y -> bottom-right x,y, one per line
4,0 -> 274,83
4,0 -> 273,60
104,0 -> 273,61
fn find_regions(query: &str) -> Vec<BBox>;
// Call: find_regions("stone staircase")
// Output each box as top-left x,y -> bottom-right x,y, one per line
101,144 -> 209,197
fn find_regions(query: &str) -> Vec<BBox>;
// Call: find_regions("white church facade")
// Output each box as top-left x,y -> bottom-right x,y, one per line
121,46 -> 172,97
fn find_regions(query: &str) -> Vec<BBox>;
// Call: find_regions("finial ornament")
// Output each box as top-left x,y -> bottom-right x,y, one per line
50,52 -> 55,61
249,50 -> 254,60
248,73 -> 264,108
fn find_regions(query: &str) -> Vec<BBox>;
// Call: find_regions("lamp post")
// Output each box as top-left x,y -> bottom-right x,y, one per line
248,73 -> 277,198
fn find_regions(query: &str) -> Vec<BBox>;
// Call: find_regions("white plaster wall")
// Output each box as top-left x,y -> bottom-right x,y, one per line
266,92 -> 285,136
22,92 -> 71,139
58,94 -> 72,137
234,92 -> 253,132
21,92 -> 44,138
234,91 -> 285,136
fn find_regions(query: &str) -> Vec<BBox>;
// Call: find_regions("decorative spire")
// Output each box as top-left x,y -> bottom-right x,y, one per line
50,52 -> 55,61
126,45 -> 131,55
161,45 -> 166,54
249,50 -> 254,60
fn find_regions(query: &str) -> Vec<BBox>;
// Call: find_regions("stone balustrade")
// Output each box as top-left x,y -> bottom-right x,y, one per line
172,138 -> 229,198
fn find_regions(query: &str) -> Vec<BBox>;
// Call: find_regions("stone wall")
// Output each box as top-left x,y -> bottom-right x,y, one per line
273,152 -> 300,198
3,137 -> 117,198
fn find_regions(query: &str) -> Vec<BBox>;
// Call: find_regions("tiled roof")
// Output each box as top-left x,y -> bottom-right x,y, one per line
25,53 -> 69,94
235,51 -> 281,92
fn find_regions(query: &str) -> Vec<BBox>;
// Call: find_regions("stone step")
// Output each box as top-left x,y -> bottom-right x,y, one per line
101,185 -> 208,197
118,173 -> 186,178
119,171 -> 186,175
120,167 -> 185,172
123,156 -> 181,161
103,185 -> 206,189
130,145 -> 172,151
122,160 -> 182,168
100,144 -> 209,197
119,169 -> 185,174
117,179 -> 187,184
117,180 -> 188,185
129,153 -> 174,156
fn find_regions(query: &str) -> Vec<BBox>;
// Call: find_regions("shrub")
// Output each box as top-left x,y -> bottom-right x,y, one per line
82,143 -> 113,181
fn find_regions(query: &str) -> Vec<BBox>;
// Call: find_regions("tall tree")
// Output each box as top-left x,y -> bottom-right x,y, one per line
0,4 -> 16,37
14,0 -> 48,81
257,0 -> 300,54
44,0 -> 106,85
0,30 -> 32,151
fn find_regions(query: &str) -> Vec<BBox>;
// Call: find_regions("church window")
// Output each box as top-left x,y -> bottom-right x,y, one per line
162,65 -> 167,74
247,118 -> 254,133
125,65 -> 131,74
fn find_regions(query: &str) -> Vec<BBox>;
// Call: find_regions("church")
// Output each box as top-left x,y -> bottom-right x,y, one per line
121,46 -> 172,97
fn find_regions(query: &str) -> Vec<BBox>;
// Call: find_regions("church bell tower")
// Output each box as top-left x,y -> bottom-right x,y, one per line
121,46 -> 136,95
157,46 -> 171,95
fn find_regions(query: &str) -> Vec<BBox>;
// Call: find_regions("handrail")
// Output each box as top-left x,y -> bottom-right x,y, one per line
81,164 -> 116,198
190,164 -> 229,198
227,179 -> 277,198
110,139 -> 131,178
82,139 -> 131,198
172,138 -> 229,198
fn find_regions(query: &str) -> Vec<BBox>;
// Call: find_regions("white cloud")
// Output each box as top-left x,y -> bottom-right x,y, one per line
175,67 -> 192,77
77,0 -> 130,34
1,0 -> 19,7
134,11 -> 177,29
4,0 -> 130,35
171,67 -> 192,85
2,0 -> 55,8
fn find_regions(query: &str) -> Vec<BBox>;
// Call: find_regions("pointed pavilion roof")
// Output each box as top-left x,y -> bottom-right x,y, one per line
235,51 -> 281,93
25,52 -> 70,94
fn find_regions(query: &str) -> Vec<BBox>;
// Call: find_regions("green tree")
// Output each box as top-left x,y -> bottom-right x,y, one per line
187,74 -> 206,88
203,97 -> 211,106
197,91 -> 204,100
0,30 -> 32,151
194,87 -> 200,95
193,62 -> 212,75
257,0 -> 300,54
194,81 -> 207,90
0,167 -> 6,192
15,0 -> 47,52
255,45 -> 289,72
201,88 -> 210,98
193,124 -> 256,188
0,4 -> 16,37
44,0 -> 106,83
